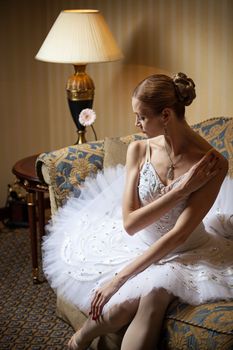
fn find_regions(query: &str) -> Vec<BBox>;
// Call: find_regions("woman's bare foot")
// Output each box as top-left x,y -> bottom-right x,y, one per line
67,329 -> 91,350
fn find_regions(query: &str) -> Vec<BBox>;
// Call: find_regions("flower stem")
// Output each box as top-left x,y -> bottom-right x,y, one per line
91,125 -> 98,141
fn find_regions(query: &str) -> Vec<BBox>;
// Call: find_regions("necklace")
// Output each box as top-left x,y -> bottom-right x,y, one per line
164,142 -> 181,181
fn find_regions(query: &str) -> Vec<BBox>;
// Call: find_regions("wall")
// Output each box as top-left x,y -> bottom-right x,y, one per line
0,0 -> 232,207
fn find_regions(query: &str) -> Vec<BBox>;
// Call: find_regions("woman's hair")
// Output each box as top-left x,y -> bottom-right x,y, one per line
133,72 -> 196,119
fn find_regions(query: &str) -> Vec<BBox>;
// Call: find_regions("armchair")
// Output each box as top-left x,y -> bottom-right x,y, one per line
36,117 -> 233,349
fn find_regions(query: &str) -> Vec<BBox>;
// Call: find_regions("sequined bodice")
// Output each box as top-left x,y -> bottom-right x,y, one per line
137,160 -> 208,251
138,161 -> 187,236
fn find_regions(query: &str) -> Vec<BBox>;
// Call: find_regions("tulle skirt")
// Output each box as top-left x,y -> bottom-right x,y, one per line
42,166 -> 233,314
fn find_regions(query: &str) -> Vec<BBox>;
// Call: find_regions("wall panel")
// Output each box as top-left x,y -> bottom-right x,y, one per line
0,0 -> 232,206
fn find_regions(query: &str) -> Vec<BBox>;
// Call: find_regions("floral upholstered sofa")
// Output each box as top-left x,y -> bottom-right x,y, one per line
36,117 -> 233,350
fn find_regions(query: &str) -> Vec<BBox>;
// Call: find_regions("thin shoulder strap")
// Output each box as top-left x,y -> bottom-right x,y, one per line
145,139 -> 151,163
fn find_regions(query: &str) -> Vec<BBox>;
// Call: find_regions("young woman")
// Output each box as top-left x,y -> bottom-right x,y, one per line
42,73 -> 233,350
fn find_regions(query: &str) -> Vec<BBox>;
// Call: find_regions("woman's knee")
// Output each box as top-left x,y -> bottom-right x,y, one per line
108,300 -> 138,325
139,288 -> 174,316
148,288 -> 174,303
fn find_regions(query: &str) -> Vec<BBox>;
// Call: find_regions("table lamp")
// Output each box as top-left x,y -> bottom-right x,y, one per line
35,9 -> 123,144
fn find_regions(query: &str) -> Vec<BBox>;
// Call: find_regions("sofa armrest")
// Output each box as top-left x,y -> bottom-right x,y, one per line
41,164 -> 59,215
35,133 -> 145,214
36,141 -> 105,213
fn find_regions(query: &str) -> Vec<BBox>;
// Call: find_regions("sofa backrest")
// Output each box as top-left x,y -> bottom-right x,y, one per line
36,117 -> 233,214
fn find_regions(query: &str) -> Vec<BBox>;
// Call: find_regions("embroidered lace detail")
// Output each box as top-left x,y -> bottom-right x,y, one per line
138,162 -> 187,237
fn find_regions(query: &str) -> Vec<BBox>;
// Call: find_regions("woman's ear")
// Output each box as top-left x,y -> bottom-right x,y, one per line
161,108 -> 171,124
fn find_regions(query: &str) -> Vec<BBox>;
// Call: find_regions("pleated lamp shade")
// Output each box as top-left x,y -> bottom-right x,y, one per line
35,9 -> 123,64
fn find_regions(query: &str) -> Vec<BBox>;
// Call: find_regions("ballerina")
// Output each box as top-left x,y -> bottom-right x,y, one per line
42,73 -> 233,350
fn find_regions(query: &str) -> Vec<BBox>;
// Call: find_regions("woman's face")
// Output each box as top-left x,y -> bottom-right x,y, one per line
132,97 -> 163,138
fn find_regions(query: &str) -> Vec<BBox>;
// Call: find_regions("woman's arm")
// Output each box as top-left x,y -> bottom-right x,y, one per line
123,141 -> 220,235
112,155 -> 228,285
90,149 -> 227,319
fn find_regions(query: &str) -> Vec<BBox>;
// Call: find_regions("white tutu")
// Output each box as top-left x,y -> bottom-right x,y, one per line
42,163 -> 233,314
203,176 -> 233,239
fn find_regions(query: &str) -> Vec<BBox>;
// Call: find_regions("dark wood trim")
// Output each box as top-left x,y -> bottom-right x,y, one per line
0,206 -> 9,221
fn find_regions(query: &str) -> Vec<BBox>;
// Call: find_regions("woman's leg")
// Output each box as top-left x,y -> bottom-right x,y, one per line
68,299 -> 139,350
121,288 -> 174,350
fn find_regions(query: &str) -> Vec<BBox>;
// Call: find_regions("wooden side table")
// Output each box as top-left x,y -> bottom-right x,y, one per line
12,154 -> 49,284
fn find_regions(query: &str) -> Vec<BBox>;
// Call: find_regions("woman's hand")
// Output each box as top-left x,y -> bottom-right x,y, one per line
89,277 -> 122,320
181,148 -> 221,196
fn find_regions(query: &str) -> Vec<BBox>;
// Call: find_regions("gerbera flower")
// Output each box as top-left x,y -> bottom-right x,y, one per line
79,109 -> 96,126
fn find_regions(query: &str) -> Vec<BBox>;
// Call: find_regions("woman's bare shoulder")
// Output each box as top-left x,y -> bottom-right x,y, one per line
126,139 -> 150,170
128,136 -> 164,158
190,132 -> 229,174
195,133 -> 227,158
127,139 -> 147,156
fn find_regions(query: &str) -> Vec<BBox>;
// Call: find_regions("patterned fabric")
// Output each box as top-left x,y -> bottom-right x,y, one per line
160,300 -> 233,349
36,134 -> 144,207
192,117 -> 233,177
36,141 -> 104,208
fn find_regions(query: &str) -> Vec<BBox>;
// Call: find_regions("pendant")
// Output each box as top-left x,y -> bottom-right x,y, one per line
167,165 -> 174,180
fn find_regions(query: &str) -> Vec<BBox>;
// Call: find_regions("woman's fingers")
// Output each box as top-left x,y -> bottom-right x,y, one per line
89,280 -> 120,320
94,298 -> 104,319
198,152 -> 216,169
90,290 -> 100,316
90,289 -> 108,320
202,156 -> 220,177
191,150 -> 219,176
196,148 -> 214,165
90,290 -> 99,309
92,296 -> 102,319
182,149 -> 222,195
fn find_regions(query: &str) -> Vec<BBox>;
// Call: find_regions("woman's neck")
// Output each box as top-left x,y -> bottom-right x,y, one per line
164,119 -> 194,156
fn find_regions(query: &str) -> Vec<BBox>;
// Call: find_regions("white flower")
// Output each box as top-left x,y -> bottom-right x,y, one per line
79,108 -> 96,126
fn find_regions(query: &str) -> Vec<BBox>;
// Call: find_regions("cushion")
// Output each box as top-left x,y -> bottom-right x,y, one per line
160,300 -> 233,349
103,137 -> 129,168
36,141 -> 105,207
191,117 -> 233,178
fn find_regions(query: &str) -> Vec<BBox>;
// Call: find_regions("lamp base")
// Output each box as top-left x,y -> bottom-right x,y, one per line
76,129 -> 87,145
67,98 -> 93,129
66,65 -> 95,144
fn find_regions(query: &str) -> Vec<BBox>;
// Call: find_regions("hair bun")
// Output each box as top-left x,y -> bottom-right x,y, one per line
172,72 -> 196,106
